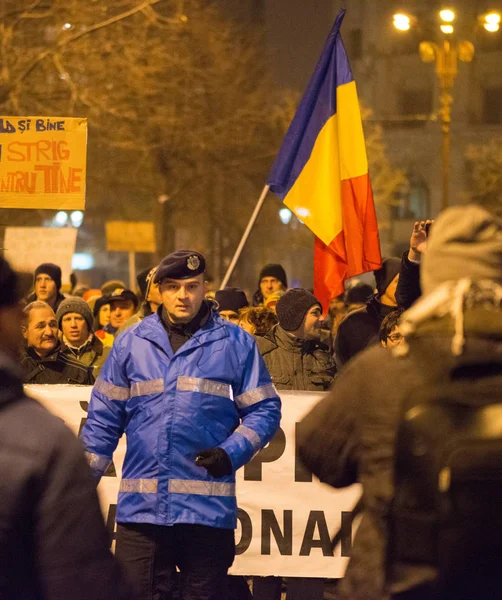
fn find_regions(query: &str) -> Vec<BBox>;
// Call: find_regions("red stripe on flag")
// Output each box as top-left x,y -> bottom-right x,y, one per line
314,173 -> 382,314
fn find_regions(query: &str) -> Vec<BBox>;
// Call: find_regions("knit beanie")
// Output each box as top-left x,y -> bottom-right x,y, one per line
374,258 -> 401,295
276,288 -> 321,332
0,257 -> 19,308
56,297 -> 94,332
101,279 -> 126,295
34,263 -> 62,291
421,204 -> 502,296
259,264 -> 288,289
215,288 -> 249,313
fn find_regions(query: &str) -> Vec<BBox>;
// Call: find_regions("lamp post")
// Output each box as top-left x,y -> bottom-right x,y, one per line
393,9 -> 500,210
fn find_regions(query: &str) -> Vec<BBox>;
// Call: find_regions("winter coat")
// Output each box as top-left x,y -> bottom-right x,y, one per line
0,354 -> 131,600
21,344 -> 94,385
298,308 -> 502,600
81,310 -> 281,530
61,335 -> 110,379
256,324 -> 335,391
25,291 -> 66,312
395,251 -> 421,309
334,295 -> 397,367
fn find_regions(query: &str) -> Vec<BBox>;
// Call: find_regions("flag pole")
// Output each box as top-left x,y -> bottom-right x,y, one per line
219,184 -> 270,290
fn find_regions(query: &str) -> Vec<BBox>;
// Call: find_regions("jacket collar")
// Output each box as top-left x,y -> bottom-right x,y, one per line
25,342 -> 62,363
134,309 -> 228,359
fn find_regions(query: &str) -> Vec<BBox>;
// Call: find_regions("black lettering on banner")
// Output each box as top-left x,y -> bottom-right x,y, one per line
106,504 -> 117,548
299,510 -> 334,557
236,508 -> 252,555
295,422 -> 313,482
261,509 -> 293,556
244,428 -> 286,481
340,511 -> 353,557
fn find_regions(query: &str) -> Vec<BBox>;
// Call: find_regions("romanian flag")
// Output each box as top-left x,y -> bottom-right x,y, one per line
267,9 -> 381,312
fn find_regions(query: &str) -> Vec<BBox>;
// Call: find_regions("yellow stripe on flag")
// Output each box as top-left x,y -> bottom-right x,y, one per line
283,81 -> 368,246
337,81 -> 368,181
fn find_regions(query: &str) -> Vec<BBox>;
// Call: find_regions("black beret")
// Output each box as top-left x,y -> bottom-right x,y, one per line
154,250 -> 206,283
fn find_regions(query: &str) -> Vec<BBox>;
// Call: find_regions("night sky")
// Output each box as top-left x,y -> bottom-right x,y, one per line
264,0 -> 344,91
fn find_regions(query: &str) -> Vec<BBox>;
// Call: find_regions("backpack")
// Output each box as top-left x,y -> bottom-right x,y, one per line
388,366 -> 502,600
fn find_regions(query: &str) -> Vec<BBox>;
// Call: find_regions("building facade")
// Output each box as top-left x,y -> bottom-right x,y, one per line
338,0 -> 502,252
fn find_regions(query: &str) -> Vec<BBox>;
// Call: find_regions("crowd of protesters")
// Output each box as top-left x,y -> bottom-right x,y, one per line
0,201 -> 501,599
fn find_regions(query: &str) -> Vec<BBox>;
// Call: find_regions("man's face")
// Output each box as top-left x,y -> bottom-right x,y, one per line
159,275 -> 207,323
382,274 -> 399,307
302,305 -> 323,340
35,274 -> 57,304
23,307 -> 58,357
109,299 -> 135,328
382,325 -> 404,349
260,277 -> 282,299
0,304 -> 24,360
61,312 -> 89,346
220,310 -> 239,324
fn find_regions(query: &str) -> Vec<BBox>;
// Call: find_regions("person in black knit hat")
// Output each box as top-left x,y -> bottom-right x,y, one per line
252,263 -> 288,306
256,288 -> 335,392
25,263 -> 66,311
215,288 -> 249,324
0,256 -> 131,600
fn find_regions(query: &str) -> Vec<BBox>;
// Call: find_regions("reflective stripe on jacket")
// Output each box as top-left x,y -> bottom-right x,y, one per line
81,311 -> 281,529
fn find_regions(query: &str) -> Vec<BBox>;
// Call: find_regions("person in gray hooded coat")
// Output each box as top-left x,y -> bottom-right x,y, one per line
298,204 -> 502,600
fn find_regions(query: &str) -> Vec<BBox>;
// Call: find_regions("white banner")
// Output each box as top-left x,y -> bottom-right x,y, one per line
26,385 -> 361,578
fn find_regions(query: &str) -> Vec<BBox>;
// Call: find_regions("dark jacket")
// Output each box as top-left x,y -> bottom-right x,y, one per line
298,310 -> 502,600
334,295 -> 396,367
25,291 -> 66,312
256,324 -> 335,391
395,251 -> 421,309
61,335 -> 110,379
0,354 -> 130,600
21,344 -> 94,385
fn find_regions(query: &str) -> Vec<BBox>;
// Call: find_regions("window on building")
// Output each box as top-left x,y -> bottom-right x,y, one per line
392,173 -> 430,220
399,88 -> 433,117
483,88 -> 502,124
347,29 -> 363,61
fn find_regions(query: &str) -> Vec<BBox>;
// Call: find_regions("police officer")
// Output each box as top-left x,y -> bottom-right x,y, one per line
81,250 -> 281,600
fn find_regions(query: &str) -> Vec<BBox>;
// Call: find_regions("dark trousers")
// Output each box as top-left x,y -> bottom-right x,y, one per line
116,522 -> 235,600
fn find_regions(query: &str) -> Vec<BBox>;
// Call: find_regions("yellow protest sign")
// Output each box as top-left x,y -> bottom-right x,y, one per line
106,221 -> 156,253
0,117 -> 87,210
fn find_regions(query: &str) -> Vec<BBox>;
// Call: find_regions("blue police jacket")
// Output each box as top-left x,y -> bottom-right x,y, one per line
81,309 -> 281,529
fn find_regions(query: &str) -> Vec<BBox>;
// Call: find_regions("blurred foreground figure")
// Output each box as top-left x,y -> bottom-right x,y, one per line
0,257 -> 131,600
82,250 -> 281,600
298,204 -> 502,600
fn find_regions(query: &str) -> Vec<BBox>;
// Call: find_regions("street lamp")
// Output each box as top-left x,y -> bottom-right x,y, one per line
392,8 -> 500,210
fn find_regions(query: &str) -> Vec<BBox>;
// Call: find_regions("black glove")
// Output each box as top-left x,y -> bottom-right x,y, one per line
195,448 -> 233,478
